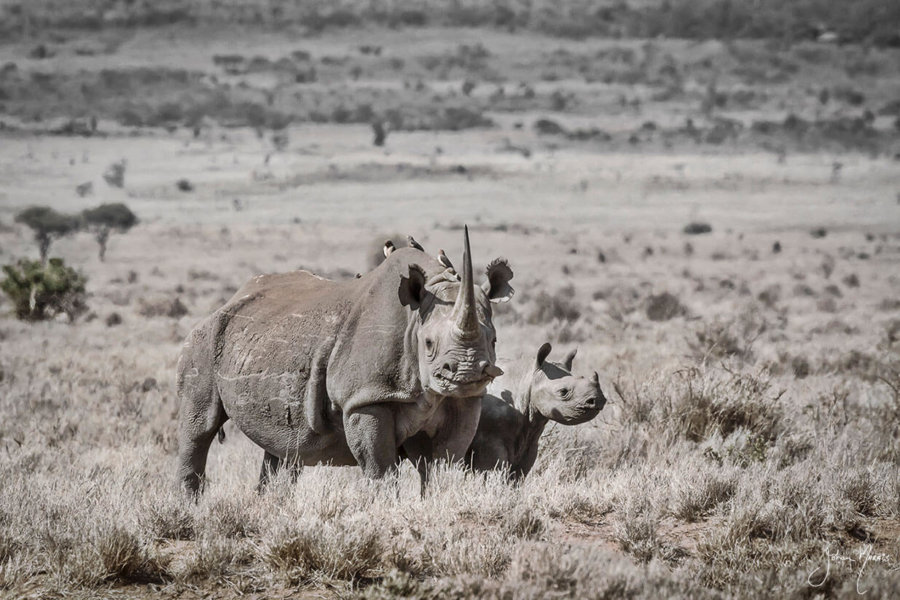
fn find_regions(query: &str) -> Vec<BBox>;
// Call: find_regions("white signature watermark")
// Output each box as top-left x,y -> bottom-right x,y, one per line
808,542 -> 900,595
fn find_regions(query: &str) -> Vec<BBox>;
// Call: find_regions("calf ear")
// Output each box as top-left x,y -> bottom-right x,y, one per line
482,258 -> 514,303
399,264 -> 428,309
563,348 -> 577,371
535,342 -> 552,370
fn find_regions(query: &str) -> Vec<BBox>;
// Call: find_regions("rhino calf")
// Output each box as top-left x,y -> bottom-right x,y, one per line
465,342 -> 606,480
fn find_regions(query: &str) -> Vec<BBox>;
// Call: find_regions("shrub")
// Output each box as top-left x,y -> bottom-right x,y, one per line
103,160 -> 126,188
138,297 -> 188,319
81,203 -> 138,261
683,222 -> 713,235
14,206 -> 80,263
1,258 -> 87,321
527,287 -> 581,324
646,292 -> 686,321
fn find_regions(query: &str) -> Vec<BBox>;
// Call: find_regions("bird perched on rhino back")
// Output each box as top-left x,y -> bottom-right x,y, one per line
465,342 -> 606,480
176,227 -> 514,494
437,249 -> 454,272
407,235 -> 424,251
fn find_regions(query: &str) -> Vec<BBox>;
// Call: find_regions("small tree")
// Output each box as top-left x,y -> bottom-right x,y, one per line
81,203 -> 138,261
14,206 -> 80,263
1,258 -> 87,322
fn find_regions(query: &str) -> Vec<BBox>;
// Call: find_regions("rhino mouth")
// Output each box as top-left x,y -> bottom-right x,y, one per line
432,371 -> 493,393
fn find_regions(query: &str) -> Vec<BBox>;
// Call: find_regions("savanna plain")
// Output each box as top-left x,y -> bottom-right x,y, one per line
1,2 -> 900,598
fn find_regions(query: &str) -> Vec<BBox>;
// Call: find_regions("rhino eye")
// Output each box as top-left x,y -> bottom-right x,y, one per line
425,338 -> 434,351
559,388 -> 569,397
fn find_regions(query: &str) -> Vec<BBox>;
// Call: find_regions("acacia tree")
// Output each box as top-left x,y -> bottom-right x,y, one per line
81,203 -> 138,261
14,206 -> 80,263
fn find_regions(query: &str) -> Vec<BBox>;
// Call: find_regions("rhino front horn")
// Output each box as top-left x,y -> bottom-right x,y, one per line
451,225 -> 480,340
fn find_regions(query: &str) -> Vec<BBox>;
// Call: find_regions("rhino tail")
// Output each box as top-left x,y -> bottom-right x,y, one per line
304,347 -> 331,435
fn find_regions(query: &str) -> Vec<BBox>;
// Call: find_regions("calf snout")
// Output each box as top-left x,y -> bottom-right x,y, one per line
584,393 -> 607,410
588,372 -> 607,410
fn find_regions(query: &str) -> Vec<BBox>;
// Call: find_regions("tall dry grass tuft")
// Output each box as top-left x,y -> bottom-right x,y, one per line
260,517 -> 384,583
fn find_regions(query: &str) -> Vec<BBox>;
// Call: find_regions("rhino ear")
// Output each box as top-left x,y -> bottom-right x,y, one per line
563,348 -> 577,371
399,264 -> 428,309
535,342 -> 552,370
482,258 -> 514,303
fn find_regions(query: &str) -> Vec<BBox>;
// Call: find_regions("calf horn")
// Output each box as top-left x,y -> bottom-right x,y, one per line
451,225 -> 480,340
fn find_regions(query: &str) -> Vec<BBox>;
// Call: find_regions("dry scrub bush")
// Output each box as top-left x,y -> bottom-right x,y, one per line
526,285 -> 581,324
689,305 -> 769,363
1,258 -> 88,322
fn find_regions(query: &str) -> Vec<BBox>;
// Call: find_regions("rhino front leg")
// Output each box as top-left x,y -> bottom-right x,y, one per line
403,396 -> 482,493
344,404 -> 398,478
400,432 -> 433,497
430,396 -> 482,464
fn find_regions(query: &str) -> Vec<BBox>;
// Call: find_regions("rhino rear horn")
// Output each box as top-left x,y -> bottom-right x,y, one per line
535,342 -> 552,369
563,348 -> 577,371
451,225 -> 479,340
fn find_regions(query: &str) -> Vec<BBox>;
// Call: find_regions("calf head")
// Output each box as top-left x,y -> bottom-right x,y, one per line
527,342 -> 606,424
400,227 -> 514,398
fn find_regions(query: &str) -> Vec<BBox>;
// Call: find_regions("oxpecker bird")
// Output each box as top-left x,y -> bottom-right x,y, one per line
437,249 -> 454,271
383,240 -> 395,258
407,235 -> 424,251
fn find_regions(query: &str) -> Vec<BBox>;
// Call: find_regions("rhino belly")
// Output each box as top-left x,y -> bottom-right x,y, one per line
216,370 -> 356,466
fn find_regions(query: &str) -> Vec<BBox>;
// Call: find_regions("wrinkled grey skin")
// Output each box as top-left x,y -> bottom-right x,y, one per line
176,228 -> 514,493
465,342 -> 606,480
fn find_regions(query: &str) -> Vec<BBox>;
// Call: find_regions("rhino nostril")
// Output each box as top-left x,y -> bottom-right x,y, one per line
442,361 -> 458,374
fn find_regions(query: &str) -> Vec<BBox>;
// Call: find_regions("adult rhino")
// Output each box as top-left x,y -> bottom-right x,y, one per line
176,227 -> 513,493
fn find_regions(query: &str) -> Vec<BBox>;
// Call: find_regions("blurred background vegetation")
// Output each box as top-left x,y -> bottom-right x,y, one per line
1,0 -> 899,47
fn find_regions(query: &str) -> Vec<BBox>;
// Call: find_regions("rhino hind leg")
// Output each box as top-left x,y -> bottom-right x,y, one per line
176,325 -> 229,495
257,451 -> 282,492
176,395 -> 228,494
256,452 -> 303,492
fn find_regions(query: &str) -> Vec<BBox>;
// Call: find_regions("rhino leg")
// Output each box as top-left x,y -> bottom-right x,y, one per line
400,432 -> 433,497
401,397 -> 482,494
429,396 -> 482,464
257,451 -> 282,492
176,326 -> 229,495
344,405 -> 398,478
176,392 -> 228,495
256,451 -> 302,492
